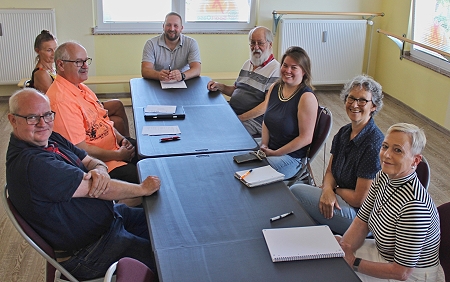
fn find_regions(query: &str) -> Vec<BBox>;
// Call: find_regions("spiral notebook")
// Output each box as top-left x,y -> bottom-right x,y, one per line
262,225 -> 344,262
234,165 -> 284,187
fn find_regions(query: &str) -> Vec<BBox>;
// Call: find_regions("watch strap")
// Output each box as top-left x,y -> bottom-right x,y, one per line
181,72 -> 186,81
353,257 -> 362,272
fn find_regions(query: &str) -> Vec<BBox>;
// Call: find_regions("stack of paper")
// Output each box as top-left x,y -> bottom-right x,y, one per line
145,105 -> 176,114
234,165 -> 284,187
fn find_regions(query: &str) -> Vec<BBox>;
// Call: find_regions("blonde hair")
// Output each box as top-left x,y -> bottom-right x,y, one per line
387,123 -> 426,155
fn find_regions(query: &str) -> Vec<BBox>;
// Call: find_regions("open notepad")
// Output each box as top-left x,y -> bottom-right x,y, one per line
234,165 -> 284,187
262,225 -> 344,262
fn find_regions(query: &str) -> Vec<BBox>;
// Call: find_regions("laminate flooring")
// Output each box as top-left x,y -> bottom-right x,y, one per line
0,90 -> 448,281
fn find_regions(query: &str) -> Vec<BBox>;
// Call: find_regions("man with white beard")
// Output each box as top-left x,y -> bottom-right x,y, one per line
207,26 -> 280,136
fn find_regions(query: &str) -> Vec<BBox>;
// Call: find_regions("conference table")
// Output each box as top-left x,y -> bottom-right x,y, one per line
138,153 -> 361,282
130,77 -> 258,158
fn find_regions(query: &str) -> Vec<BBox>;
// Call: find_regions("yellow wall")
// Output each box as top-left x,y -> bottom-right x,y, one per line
375,0 -> 450,129
2,0 -> 449,130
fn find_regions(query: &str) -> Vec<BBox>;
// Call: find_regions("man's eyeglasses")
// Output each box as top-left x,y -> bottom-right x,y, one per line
61,58 -> 92,67
249,41 -> 267,47
346,95 -> 372,106
13,111 -> 56,125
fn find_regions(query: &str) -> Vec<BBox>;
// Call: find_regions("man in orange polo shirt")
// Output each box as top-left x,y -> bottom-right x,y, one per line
47,42 -> 139,203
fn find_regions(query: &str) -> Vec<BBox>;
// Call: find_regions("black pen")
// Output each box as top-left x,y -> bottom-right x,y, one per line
270,211 -> 294,222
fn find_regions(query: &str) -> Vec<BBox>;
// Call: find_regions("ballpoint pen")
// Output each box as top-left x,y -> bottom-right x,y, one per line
270,211 -> 294,222
160,136 -> 180,142
168,65 -> 171,72
240,169 -> 252,180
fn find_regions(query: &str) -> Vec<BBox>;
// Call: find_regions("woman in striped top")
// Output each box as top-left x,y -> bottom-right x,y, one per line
337,123 -> 440,281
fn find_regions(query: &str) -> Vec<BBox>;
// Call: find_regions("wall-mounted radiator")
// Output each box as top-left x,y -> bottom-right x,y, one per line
278,19 -> 367,85
0,9 -> 56,85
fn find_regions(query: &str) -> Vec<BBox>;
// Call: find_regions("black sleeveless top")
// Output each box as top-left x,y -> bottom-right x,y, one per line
263,83 -> 315,159
29,67 -> 54,89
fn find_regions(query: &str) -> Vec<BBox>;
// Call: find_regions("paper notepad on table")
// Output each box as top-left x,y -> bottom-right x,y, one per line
160,80 -> 187,89
262,225 -> 344,262
234,165 -> 284,187
145,105 -> 177,114
142,126 -> 181,136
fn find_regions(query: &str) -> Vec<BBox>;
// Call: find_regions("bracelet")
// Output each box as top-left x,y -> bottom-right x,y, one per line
95,163 -> 109,171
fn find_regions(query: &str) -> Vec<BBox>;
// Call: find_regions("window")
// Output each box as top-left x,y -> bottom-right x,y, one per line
411,0 -> 450,71
94,0 -> 256,34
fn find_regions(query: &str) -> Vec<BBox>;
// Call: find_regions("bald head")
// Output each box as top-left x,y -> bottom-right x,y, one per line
54,42 -> 90,85
8,88 -> 53,147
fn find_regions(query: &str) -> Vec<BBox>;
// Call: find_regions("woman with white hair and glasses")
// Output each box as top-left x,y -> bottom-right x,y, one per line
337,123 -> 440,281
291,75 -> 384,235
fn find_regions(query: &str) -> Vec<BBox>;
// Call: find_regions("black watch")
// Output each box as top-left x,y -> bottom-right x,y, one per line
353,257 -> 362,272
180,72 -> 186,81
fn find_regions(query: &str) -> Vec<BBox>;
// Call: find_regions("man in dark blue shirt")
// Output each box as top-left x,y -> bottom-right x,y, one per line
6,88 -> 160,280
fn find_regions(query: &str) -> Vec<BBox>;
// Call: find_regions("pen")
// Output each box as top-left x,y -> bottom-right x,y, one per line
240,169 -> 253,180
270,211 -> 294,222
160,136 -> 180,142
168,65 -> 171,72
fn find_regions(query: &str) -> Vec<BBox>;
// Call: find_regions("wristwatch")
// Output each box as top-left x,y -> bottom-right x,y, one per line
353,257 -> 362,272
180,72 -> 186,81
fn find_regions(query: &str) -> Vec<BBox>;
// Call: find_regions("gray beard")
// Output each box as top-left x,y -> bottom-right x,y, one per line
250,50 -> 270,66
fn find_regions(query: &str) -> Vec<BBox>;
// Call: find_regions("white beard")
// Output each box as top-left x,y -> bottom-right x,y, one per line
250,48 -> 270,66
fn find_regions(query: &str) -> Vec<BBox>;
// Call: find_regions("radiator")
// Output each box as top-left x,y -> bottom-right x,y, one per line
278,19 -> 367,85
0,9 -> 56,85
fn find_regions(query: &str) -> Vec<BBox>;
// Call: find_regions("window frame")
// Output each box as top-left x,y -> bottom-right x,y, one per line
410,0 -> 450,72
94,0 -> 256,34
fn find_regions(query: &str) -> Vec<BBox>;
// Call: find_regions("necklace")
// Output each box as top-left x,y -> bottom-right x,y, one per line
376,183 -> 399,214
278,83 -> 302,102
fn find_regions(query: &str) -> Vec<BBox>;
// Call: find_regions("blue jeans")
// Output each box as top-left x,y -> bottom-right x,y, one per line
290,184 -> 357,235
266,154 -> 302,180
60,204 -> 155,280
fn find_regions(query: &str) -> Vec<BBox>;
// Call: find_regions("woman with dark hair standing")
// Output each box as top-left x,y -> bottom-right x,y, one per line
260,46 -> 318,179
30,30 -> 131,137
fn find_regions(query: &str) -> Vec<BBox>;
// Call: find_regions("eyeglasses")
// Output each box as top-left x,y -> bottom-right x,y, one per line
346,95 -> 372,106
61,58 -> 92,67
13,111 -> 55,125
249,41 -> 267,47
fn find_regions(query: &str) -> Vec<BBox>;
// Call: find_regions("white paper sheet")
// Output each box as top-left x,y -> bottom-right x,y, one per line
160,80 -> 187,89
145,105 -> 176,114
142,126 -> 181,136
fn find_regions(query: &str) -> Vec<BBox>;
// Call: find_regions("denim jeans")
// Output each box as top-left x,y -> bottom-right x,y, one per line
290,184 -> 357,235
60,204 -> 155,280
266,154 -> 302,180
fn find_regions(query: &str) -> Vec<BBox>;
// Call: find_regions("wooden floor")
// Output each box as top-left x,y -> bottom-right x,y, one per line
0,90 -> 448,281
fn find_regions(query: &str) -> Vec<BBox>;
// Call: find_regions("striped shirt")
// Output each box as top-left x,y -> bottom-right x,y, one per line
357,170 -> 440,268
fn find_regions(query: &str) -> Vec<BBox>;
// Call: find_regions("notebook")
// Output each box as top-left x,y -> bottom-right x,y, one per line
234,165 -> 284,187
144,106 -> 186,120
262,225 -> 344,262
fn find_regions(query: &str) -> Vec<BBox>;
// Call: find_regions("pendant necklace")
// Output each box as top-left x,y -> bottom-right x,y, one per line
278,83 -> 302,102
376,184 -> 399,214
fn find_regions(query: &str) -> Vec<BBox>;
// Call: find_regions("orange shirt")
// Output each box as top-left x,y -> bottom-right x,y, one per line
47,75 -> 125,172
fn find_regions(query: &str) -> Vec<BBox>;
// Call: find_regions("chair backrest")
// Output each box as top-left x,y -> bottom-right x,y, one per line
1,185 -> 79,282
307,106 -> 332,162
416,156 -> 430,189
437,202 -> 450,281
103,257 -> 155,282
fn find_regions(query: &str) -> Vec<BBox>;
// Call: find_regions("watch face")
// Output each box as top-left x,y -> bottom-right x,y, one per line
181,73 -> 186,80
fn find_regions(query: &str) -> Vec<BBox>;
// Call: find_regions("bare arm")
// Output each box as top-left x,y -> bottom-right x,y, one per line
336,178 -> 373,208
206,80 -> 236,96
238,98 -> 268,121
141,61 -> 163,80
339,218 -> 413,280
184,61 -> 201,80
261,92 -> 318,156
73,174 -> 160,200
33,69 -> 53,93
76,140 -> 134,163
260,84 -> 276,147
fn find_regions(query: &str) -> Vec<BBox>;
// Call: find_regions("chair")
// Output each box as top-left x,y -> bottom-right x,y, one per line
416,156 -> 430,189
438,202 -> 450,282
1,185 -> 104,282
103,257 -> 156,282
286,106 -> 332,187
